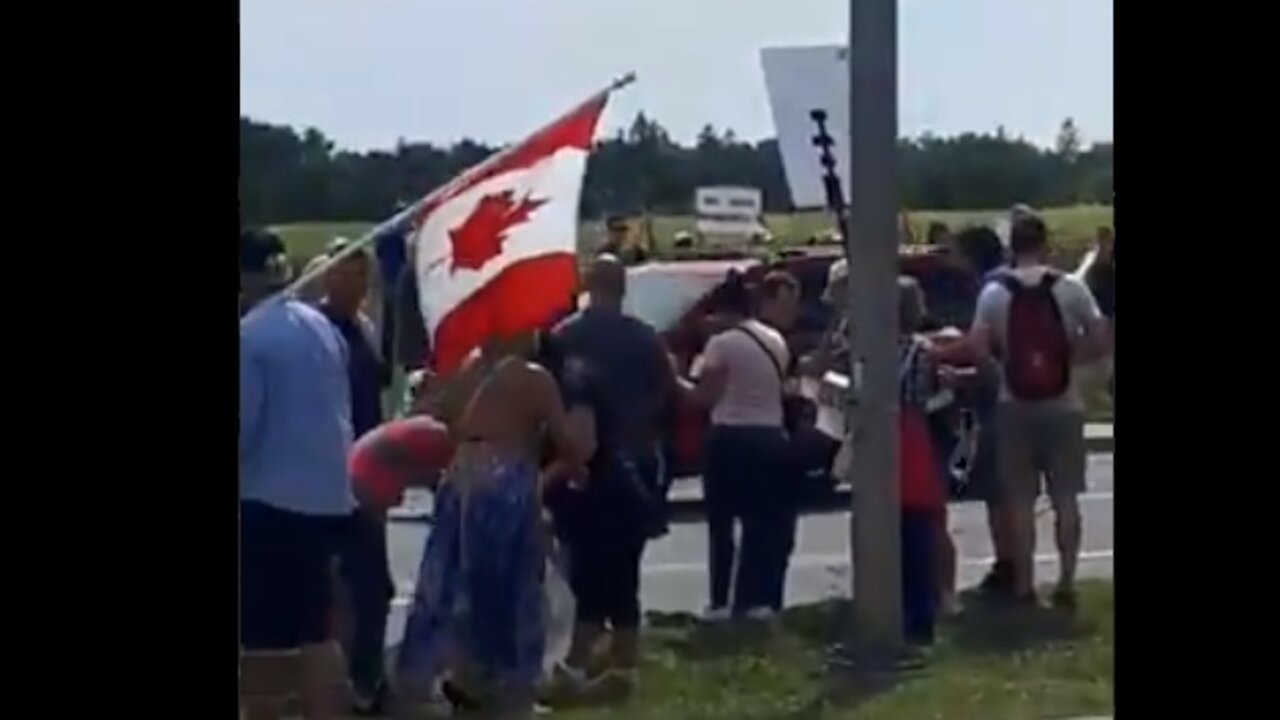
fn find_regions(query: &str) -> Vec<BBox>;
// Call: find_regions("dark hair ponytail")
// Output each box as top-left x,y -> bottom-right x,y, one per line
710,269 -> 752,317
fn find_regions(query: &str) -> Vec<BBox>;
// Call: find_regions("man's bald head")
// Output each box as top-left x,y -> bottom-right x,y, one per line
586,253 -> 626,309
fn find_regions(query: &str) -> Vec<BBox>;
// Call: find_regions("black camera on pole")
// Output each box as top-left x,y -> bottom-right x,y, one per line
810,108 -> 848,230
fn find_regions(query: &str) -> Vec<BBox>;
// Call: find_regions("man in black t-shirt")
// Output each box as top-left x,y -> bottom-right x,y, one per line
316,240 -> 395,715
549,255 -> 676,698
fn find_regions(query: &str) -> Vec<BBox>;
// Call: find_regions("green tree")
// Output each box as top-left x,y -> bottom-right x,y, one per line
239,113 -> 1113,227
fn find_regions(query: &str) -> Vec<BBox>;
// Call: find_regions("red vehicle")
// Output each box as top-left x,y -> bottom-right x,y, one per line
621,245 -> 971,490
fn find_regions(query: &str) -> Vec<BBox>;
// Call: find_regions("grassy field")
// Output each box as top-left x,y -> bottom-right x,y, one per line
552,581 -> 1114,720
271,204 -> 1113,270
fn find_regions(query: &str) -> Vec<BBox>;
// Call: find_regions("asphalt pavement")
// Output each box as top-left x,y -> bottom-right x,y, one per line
383,453 -> 1113,647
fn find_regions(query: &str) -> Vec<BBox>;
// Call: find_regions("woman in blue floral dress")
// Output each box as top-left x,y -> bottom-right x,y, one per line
396,335 -> 586,717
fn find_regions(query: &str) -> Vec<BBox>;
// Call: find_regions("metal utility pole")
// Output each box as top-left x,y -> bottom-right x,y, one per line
846,0 -> 903,657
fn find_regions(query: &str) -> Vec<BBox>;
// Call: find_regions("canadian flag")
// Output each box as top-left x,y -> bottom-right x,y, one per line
410,93 -> 609,374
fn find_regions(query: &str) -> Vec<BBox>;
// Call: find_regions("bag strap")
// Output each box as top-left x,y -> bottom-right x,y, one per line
899,337 -> 922,388
733,324 -> 786,386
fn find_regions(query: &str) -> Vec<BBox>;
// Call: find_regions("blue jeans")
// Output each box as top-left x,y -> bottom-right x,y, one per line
901,508 -> 938,644
705,426 -> 797,613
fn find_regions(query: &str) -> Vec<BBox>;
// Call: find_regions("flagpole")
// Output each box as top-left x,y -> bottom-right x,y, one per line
608,72 -> 637,92
270,72 -> 638,302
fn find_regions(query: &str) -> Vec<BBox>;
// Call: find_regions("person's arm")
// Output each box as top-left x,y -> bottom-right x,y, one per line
781,341 -> 802,396
691,335 -> 730,408
798,325 -> 835,378
529,365 -> 588,491
428,352 -> 482,430
1063,277 -> 1112,364
239,342 -> 264,459
646,328 -> 681,428
931,284 -> 1000,366
541,404 -> 597,489
377,357 -> 392,390
796,353 -> 825,379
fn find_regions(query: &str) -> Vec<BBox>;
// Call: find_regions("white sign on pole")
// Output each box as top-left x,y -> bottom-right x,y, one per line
760,45 -> 851,210
694,185 -> 766,237
695,186 -> 762,217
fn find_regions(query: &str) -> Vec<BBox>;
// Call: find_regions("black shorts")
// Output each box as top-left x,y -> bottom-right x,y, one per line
962,417 -> 1002,503
240,501 -> 349,651
567,535 -> 645,628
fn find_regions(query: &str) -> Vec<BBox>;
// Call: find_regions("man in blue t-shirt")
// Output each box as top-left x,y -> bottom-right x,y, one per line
240,229 -> 354,719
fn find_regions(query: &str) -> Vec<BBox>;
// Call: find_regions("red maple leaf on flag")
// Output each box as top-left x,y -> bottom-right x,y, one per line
448,190 -> 548,272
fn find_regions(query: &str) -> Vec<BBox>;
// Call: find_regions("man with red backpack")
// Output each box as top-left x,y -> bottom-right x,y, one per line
968,215 -> 1111,609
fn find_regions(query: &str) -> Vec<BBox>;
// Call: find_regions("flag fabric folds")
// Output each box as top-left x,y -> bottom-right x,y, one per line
408,92 -> 611,374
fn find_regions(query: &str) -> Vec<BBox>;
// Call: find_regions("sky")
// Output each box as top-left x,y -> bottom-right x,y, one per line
240,0 -> 1112,152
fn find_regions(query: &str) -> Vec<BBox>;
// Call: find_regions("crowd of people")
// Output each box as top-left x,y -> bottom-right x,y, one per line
238,204 -> 1114,719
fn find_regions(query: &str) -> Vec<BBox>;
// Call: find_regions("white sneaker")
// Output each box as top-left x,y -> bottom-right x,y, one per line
701,605 -> 731,623
553,662 -> 591,693
744,606 -> 776,621
940,595 -> 962,618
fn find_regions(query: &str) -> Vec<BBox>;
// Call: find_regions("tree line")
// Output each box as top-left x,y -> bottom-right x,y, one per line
240,113 -> 1112,227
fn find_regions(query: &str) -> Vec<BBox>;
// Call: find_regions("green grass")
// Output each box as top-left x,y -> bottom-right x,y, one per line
271,205 -> 1113,270
271,221 -> 375,268
554,581 -> 1113,720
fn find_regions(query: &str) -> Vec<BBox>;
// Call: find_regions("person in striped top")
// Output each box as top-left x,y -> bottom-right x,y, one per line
897,276 -> 953,645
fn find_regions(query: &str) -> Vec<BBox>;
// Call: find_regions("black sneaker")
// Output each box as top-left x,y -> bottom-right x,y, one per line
441,679 -> 484,712
979,561 -> 1012,595
906,629 -> 936,647
350,682 -> 390,717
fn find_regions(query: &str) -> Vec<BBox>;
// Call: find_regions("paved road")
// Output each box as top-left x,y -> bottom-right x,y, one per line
383,453 -> 1113,646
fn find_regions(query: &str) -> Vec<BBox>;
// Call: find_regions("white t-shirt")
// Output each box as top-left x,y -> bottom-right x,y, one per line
700,318 -> 790,428
972,265 -> 1104,411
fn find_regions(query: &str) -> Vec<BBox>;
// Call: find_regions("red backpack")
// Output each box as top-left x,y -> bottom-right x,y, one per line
999,272 -> 1072,401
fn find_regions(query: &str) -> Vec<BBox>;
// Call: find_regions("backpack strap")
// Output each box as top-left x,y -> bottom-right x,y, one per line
996,273 -> 1020,294
997,269 -> 1063,295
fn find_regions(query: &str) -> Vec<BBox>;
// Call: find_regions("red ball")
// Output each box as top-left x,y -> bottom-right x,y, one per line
349,414 -> 455,510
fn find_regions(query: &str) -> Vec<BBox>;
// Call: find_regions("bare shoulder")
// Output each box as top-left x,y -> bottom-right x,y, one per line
756,319 -> 786,343
705,328 -> 733,349
515,360 -> 557,391
510,361 -> 561,417
973,281 -> 1008,321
